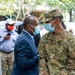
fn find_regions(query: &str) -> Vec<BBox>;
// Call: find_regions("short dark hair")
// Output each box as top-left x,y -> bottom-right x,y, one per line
23,15 -> 36,28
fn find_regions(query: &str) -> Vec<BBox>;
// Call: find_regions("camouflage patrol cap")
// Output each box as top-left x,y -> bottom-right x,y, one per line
42,8 -> 63,22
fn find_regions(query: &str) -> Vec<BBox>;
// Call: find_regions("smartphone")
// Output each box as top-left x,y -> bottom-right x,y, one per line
7,33 -> 11,36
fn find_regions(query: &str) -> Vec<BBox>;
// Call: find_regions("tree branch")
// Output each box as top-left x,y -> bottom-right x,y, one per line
59,0 -> 72,10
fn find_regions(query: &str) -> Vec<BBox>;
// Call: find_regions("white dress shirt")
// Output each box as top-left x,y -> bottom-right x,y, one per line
0,28 -> 19,52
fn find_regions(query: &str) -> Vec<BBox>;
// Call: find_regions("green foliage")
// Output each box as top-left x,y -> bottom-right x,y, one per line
46,0 -> 59,6
0,0 -> 75,21
45,0 -> 75,22
0,0 -> 16,16
59,0 -> 75,10
35,0 -> 46,5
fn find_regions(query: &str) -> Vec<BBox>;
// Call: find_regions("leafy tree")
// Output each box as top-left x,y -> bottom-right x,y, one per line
46,0 -> 75,22
0,0 -> 75,22
15,0 -> 46,20
0,0 -> 47,21
0,0 -> 16,19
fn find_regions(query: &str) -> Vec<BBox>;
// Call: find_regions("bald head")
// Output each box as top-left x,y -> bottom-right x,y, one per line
23,15 -> 39,28
23,15 -> 39,35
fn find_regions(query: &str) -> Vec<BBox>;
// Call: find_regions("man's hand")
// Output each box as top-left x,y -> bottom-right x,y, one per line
4,35 -> 10,40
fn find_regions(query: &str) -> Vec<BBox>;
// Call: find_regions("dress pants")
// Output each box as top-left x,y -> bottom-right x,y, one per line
0,51 -> 14,75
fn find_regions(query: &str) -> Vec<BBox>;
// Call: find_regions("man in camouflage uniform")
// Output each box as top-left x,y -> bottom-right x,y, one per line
38,8 -> 75,75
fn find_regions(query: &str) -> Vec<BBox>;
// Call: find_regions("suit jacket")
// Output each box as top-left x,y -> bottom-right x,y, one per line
17,24 -> 41,48
11,31 -> 39,75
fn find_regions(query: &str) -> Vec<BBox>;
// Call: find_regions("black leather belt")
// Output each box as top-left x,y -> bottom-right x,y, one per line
1,50 -> 13,54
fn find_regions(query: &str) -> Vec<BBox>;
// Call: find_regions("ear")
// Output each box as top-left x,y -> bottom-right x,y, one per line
27,24 -> 30,28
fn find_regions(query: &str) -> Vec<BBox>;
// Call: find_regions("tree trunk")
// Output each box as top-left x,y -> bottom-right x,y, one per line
68,10 -> 72,22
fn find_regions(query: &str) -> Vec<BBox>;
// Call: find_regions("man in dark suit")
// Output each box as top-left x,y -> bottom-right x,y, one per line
17,24 -> 41,48
11,15 -> 40,75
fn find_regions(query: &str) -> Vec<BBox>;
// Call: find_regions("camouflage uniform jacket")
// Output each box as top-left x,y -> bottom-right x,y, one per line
38,29 -> 75,75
